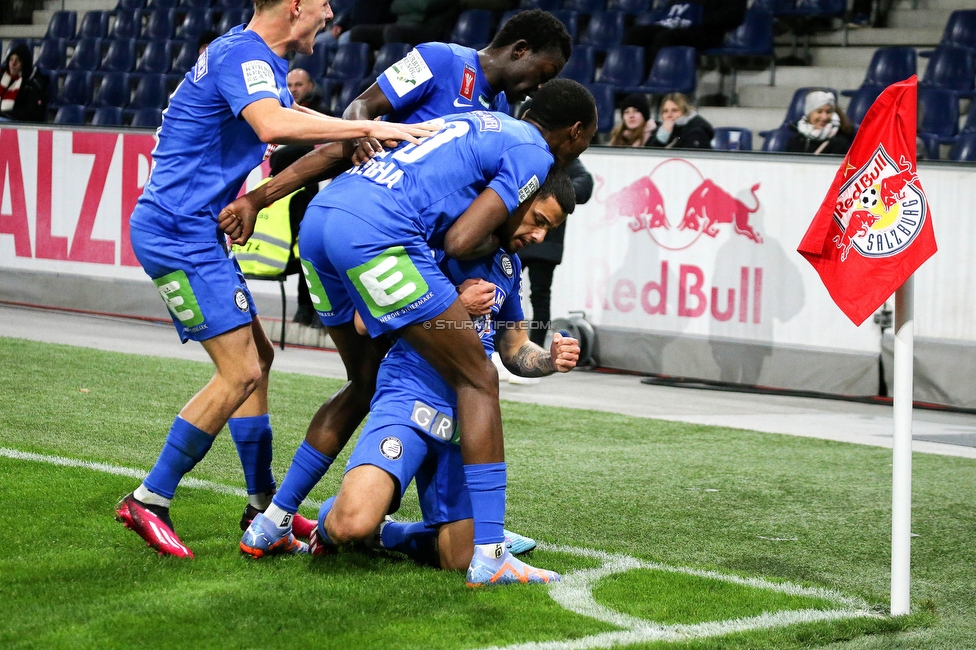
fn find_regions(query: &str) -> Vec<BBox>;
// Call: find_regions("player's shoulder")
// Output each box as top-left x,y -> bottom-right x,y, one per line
413,41 -> 457,67
494,250 -> 520,285
209,27 -> 278,67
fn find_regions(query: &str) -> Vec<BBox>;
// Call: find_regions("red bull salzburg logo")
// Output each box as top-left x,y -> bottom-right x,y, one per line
597,159 -> 762,250
832,147 -> 927,262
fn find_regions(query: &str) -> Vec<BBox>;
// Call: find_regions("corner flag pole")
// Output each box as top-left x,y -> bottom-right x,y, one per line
891,276 -> 914,616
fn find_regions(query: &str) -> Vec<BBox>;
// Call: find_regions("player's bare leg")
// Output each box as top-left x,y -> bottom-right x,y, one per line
437,519 -> 475,571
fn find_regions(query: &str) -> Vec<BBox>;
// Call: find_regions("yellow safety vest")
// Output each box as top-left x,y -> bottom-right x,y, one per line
232,178 -> 302,277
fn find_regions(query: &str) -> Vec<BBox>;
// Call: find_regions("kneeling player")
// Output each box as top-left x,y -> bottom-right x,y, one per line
308,172 -> 580,585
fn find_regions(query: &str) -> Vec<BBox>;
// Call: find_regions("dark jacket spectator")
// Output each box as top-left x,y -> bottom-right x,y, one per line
350,0 -> 459,49
645,92 -> 713,150
785,90 -> 854,156
0,44 -> 46,123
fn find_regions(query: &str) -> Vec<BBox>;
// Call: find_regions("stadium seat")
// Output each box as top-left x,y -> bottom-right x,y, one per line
920,46 -> 975,94
450,10 -> 494,49
704,8 -> 775,104
606,0 -> 649,15
34,39 -> 66,72
291,42 -> 330,79
917,132 -> 941,160
844,84 -> 883,129
101,38 -> 136,72
135,40 -> 171,74
217,9 -> 249,34
140,9 -> 175,41
325,42 -> 370,81
45,11 -> 77,41
939,9 -> 976,52
218,0 -> 250,8
174,9 -> 214,43
782,85 -> 838,125
577,11 -> 625,52
597,45 -> 643,88
711,127 -> 753,151
917,87 -> 959,139
519,0 -> 561,10
584,82 -> 615,133
54,104 -> 87,124
114,0 -> 146,11
633,10 -> 666,26
558,44 -> 595,84
751,0 -> 795,14
790,0 -> 845,17
855,47 -> 917,91
131,107 -> 163,127
948,132 -> 976,161
179,0 -> 213,8
65,38 -> 103,72
54,71 -> 93,107
3,39 -> 31,62
172,40 -> 199,74
627,45 -> 697,95
146,0 -> 178,10
497,10 -> 522,32
129,73 -> 170,109
92,105 -> 124,125
110,10 -> 140,40
369,42 -> 411,80
961,101 -> 976,134
549,10 -> 579,41
760,126 -> 793,152
563,0 -> 606,14
77,11 -> 111,40
92,72 -> 131,107
331,79 -> 362,117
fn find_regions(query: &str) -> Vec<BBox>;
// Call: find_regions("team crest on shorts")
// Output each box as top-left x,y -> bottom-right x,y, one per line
234,288 -> 249,312
500,254 -> 514,278
380,436 -> 403,461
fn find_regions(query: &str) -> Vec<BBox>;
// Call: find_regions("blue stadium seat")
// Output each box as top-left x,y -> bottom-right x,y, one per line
704,8 -> 775,103
858,47 -> 916,90
174,8 -> 213,42
131,107 -> 163,127
711,127 -> 753,151
325,42 -> 370,81
331,79 -> 362,117
497,10 -> 522,32
218,0 -> 250,8
948,132 -> 976,161
54,104 -> 87,124
92,72 -> 131,107
549,10 -> 579,41
146,0 -> 178,10
607,0 -> 649,15
939,9 -> 976,52
577,11 -> 625,52
172,40 -> 199,73
917,132 -> 941,160
179,0 -> 213,8
633,10 -> 666,26
584,82 -> 615,133
369,42 -> 411,80
760,126 -> 793,152
110,10 -> 140,40
114,0 -> 146,11
101,38 -> 136,72
962,101 -> 976,134
45,11 -> 77,41
217,9 -> 249,34
597,45 -> 643,88
55,71 -> 93,106
129,73 -> 170,109
451,10 -> 494,49
790,0 -> 845,18
66,38 -> 103,72
563,0 -> 605,13
77,11 -> 111,40
918,87 -> 959,139
140,9 -> 175,41
628,45 -> 696,95
34,39 -> 66,72
135,40 -> 171,74
844,84 -> 882,128
92,105 -> 124,125
782,86 -> 837,125
291,42 -> 330,78
751,0 -> 795,14
519,0 -> 561,9
920,46 -> 975,94
558,44 -> 595,84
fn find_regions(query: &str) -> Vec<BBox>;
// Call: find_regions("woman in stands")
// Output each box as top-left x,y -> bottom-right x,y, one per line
786,90 -> 854,155
609,94 -> 656,147
645,92 -> 713,150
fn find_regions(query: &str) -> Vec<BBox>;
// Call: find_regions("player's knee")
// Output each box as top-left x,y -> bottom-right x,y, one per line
326,510 -> 378,545
255,339 -> 274,375
458,356 -> 499,394
227,359 -> 263,398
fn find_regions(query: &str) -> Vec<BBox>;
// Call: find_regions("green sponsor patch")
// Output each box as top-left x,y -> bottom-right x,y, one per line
347,246 -> 429,319
300,259 -> 332,312
153,270 -> 204,327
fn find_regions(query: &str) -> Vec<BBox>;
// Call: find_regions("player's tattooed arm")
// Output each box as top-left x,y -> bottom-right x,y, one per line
508,342 -> 556,377
497,323 -> 580,377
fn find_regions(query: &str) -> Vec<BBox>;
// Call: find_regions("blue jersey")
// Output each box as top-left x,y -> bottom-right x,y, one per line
376,42 -> 510,123
131,26 -> 293,242
312,111 -> 552,246
374,249 -> 524,413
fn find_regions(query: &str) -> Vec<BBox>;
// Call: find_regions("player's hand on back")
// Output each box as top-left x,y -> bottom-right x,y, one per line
457,278 -> 496,316
351,137 -> 385,166
218,193 -> 261,246
550,332 -> 580,373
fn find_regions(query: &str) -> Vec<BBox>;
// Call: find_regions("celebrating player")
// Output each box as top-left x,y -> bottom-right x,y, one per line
236,80 -> 596,586
115,0 -> 437,558
308,171 -> 581,585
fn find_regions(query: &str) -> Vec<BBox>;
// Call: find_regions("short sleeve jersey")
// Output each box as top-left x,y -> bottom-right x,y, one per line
130,26 -> 293,242
312,111 -> 552,246
376,42 -> 510,124
374,249 -> 524,411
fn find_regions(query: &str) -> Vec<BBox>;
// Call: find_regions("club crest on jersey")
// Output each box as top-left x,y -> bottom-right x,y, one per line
234,288 -> 249,312
380,436 -> 403,460
500,254 -> 514,278
831,145 -> 927,262
460,63 -> 476,100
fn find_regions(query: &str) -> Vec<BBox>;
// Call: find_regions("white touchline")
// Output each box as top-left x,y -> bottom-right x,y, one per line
1,447 -> 881,649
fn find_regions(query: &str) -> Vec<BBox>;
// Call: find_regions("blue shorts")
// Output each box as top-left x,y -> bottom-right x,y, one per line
345,400 -> 471,527
130,226 -> 257,343
298,206 -> 458,337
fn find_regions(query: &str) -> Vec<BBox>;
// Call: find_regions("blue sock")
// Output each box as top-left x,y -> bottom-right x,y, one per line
316,496 -> 336,545
143,416 -> 216,499
381,521 -> 439,566
464,462 -> 506,545
228,415 -> 276,495
271,441 -> 335,513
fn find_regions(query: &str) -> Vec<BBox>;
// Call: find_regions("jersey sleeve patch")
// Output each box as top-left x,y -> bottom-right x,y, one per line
384,49 -> 434,98
517,175 -> 540,204
241,60 -> 277,95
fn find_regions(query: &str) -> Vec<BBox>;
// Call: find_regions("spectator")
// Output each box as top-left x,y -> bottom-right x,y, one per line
624,0 -> 747,76
609,93 -> 655,147
646,92 -> 712,150
198,30 -> 218,55
0,43 -> 46,123
785,90 -> 853,155
287,68 -> 330,114
349,0 -> 460,49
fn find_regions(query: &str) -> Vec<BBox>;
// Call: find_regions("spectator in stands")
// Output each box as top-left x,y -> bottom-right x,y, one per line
349,0 -> 460,49
624,0 -> 748,76
0,43 -> 45,123
609,94 -> 656,147
646,92 -> 712,150
287,68 -> 330,114
198,30 -> 218,55
785,90 -> 853,156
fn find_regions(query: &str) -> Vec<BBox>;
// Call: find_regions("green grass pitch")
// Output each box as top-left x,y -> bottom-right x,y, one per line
2,336 -> 974,649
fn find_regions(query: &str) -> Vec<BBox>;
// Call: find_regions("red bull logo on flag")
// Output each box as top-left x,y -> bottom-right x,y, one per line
831,147 -> 927,263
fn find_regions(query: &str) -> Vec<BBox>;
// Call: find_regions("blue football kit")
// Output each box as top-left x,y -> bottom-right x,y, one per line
129,26 -> 293,342
345,249 -> 524,525
376,42 -> 510,123
298,110 -> 552,338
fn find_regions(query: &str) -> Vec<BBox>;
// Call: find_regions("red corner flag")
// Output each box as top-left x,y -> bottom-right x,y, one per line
798,76 -> 937,326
